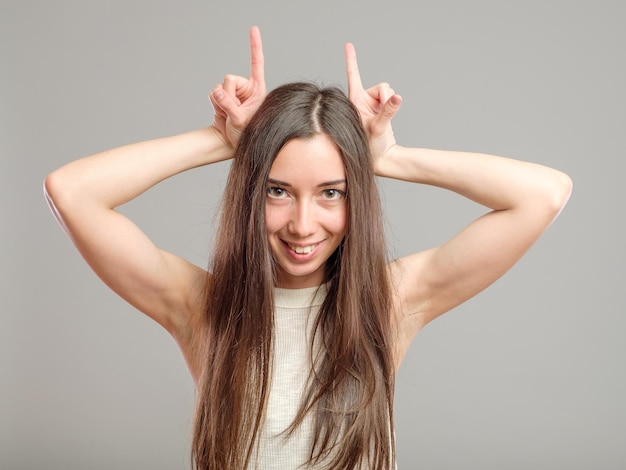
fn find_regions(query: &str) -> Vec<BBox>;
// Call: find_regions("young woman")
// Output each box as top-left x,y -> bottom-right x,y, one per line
44,27 -> 572,469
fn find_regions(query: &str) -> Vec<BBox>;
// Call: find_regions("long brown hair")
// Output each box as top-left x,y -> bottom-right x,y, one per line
192,82 -> 395,469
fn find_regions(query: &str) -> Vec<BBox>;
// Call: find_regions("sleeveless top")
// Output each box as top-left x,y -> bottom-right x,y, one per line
249,284 -> 325,469
248,284 -> 396,469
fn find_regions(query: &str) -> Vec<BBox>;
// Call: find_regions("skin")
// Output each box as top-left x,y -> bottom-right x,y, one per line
265,134 -> 348,289
44,27 -> 572,380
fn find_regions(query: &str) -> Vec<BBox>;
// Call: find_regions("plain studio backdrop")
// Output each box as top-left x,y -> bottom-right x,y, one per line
2,1 -> 624,469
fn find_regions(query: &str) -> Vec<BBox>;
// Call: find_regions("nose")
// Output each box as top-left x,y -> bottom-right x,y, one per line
288,199 -> 317,237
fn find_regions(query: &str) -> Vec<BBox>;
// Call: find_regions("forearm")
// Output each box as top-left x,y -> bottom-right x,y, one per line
376,145 -> 572,213
45,126 -> 232,210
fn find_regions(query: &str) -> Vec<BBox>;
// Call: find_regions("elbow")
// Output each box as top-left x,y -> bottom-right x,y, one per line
543,170 -> 573,222
43,169 -> 68,210
44,166 -> 83,222
552,171 -> 573,210
44,165 -> 84,212
44,170 -> 60,207
43,169 -> 73,234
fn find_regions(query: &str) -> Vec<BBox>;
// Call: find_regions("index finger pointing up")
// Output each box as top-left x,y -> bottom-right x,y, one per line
345,42 -> 363,96
249,26 -> 265,84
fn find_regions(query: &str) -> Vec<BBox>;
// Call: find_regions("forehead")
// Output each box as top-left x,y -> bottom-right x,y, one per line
269,134 -> 346,184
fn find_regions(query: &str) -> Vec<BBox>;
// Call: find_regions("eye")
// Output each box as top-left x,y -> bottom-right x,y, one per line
321,189 -> 346,200
267,186 -> 288,198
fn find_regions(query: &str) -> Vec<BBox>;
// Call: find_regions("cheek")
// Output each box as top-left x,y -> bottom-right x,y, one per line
264,205 -> 283,234
326,206 -> 348,236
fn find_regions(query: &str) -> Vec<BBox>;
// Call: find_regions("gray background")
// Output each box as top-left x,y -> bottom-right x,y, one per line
2,0 -> 624,469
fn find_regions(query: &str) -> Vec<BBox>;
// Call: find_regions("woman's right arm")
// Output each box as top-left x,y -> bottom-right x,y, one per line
44,27 -> 266,345
44,128 -> 231,335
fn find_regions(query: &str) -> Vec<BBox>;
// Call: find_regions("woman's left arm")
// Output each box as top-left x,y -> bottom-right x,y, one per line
345,44 -> 572,336
379,145 -> 572,329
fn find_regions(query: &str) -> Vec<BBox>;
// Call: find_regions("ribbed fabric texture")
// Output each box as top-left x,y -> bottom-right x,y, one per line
248,285 -> 326,469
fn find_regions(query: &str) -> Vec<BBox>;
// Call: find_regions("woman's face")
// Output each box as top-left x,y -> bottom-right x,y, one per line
265,133 -> 348,289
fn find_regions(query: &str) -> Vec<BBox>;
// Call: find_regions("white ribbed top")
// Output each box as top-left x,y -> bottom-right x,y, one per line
249,285 -> 396,469
249,285 -> 326,469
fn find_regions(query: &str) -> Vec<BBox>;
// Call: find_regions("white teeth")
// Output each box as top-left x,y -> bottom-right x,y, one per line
289,244 -> 317,254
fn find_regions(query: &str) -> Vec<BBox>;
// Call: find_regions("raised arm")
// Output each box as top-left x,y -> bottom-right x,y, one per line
345,43 -> 572,348
44,27 -> 266,348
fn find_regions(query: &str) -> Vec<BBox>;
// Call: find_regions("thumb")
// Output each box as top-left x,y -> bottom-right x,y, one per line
212,88 -> 242,123
372,94 -> 402,134
382,94 -> 402,120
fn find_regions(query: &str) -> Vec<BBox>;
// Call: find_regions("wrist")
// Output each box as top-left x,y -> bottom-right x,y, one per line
202,126 -> 235,163
373,144 -> 402,178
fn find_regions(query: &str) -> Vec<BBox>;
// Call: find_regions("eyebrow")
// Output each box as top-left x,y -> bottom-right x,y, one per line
267,178 -> 347,188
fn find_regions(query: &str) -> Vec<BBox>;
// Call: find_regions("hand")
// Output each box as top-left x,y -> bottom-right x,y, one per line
209,26 -> 267,148
345,43 -> 402,168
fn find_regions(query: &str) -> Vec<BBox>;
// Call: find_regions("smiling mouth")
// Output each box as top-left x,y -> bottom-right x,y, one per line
287,243 -> 319,254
